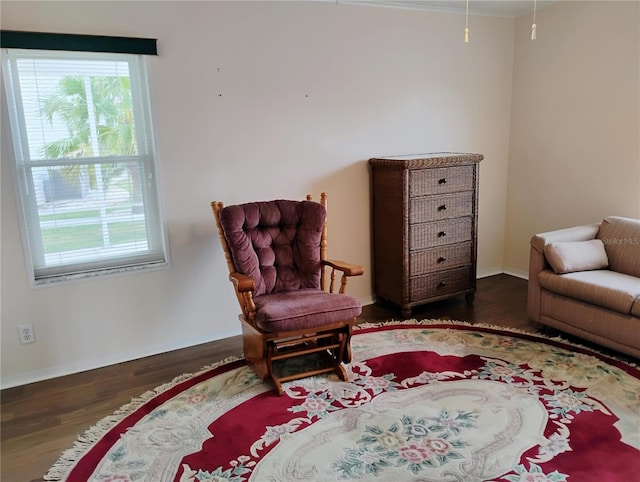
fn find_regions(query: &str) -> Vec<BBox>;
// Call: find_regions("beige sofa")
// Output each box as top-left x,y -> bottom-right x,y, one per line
528,216 -> 640,359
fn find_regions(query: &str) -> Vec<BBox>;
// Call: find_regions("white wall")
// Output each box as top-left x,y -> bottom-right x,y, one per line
1,1 -> 515,388
504,0 -> 640,275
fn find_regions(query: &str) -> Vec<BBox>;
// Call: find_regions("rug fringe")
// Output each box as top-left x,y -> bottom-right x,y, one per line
45,320 -> 637,480
43,355 -> 242,481
355,318 -> 469,330
356,319 -> 546,337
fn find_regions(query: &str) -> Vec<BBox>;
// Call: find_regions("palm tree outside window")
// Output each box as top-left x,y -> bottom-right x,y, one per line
3,49 -> 167,284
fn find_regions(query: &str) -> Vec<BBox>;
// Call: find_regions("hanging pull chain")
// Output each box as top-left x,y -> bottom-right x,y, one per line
531,0 -> 537,40
465,0 -> 469,43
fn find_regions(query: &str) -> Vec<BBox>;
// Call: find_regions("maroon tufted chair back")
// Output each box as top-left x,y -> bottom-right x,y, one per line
218,200 -> 326,296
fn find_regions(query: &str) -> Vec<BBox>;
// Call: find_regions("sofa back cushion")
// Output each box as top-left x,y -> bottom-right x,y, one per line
596,216 -> 640,278
544,240 -> 609,274
219,199 -> 325,296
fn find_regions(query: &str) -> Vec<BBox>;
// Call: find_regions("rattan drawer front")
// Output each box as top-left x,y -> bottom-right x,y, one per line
409,165 -> 474,196
410,218 -> 472,250
369,153 -> 481,316
410,242 -> 472,276
409,267 -> 472,301
410,191 -> 474,223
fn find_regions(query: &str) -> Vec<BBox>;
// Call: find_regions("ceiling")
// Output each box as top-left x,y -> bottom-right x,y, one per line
338,1 -> 557,17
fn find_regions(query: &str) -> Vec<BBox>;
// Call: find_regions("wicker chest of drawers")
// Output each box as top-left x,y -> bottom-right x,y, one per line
368,153 -> 483,317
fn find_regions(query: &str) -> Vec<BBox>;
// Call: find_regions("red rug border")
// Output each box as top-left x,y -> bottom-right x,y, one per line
45,319 -> 640,481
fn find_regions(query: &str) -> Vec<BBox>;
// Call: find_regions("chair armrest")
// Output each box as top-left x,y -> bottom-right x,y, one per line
228,272 -> 257,323
322,259 -> 364,277
229,272 -> 255,292
322,259 -> 364,294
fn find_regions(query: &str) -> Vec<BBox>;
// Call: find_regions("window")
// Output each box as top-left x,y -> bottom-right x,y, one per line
2,47 -> 167,283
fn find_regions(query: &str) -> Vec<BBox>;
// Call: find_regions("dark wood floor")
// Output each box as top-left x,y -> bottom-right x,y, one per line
0,275 -> 541,481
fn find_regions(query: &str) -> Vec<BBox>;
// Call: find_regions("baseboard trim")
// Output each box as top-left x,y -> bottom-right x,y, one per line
477,268 -> 504,279
1,328 -> 242,390
2,277 -> 527,389
477,267 -> 528,280
360,295 -> 377,306
502,268 -> 529,280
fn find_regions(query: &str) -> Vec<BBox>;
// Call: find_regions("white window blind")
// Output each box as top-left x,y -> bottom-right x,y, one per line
3,49 -> 167,283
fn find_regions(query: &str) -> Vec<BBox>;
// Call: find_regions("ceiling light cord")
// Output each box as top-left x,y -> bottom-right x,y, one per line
464,0 -> 469,43
531,0 -> 537,40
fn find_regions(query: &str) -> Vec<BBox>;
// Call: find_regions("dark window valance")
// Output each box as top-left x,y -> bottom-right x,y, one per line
0,30 -> 157,55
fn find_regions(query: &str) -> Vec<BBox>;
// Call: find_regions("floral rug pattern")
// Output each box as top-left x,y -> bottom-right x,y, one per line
45,322 -> 640,482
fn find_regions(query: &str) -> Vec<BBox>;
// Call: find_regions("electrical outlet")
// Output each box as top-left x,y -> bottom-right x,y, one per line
18,323 -> 35,344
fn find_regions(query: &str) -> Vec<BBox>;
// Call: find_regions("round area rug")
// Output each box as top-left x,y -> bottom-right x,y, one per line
45,321 -> 640,482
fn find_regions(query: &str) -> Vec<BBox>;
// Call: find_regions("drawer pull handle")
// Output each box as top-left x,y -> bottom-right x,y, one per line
437,281 -> 447,288
438,178 -> 447,185
437,256 -> 447,263
438,204 -> 447,211
438,231 -> 447,237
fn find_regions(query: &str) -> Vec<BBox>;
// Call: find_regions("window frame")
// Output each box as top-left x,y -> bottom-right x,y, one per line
2,47 -> 169,285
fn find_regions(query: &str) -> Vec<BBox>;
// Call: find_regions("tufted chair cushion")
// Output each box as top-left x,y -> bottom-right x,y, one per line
219,200 -> 325,296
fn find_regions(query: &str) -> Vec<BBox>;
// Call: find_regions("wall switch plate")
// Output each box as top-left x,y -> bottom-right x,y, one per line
18,323 -> 35,344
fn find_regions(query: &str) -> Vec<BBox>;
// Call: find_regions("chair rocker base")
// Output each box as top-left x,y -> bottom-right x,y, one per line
240,317 -> 354,395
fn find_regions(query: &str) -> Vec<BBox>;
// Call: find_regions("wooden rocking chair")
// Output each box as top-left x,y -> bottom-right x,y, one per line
211,193 -> 363,395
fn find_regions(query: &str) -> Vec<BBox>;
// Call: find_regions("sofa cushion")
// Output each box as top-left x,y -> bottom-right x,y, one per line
632,298 -> 640,317
253,289 -> 362,332
539,270 -> 640,314
596,216 -> 640,278
544,240 -> 608,274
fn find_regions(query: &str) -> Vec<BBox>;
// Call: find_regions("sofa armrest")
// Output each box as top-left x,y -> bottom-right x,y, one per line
530,224 -> 601,254
527,223 -> 600,322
